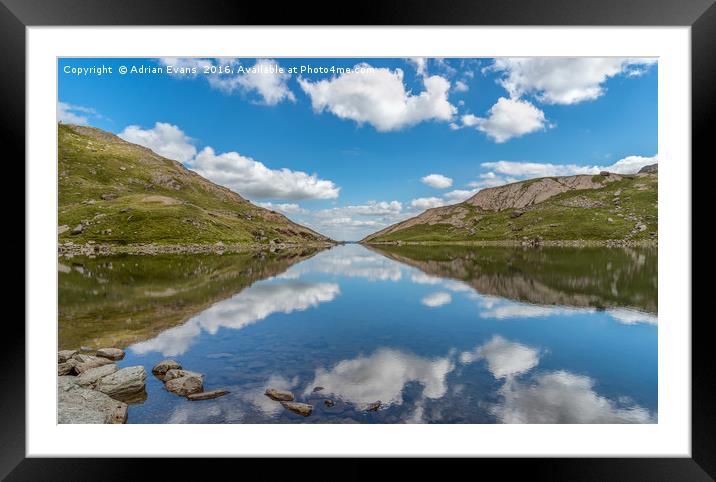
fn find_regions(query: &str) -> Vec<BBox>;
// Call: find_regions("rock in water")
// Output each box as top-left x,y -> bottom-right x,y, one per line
58,350 -> 78,363
312,386 -> 325,393
94,366 -> 147,401
366,401 -> 381,412
75,363 -> 118,387
281,401 -> 313,417
324,399 -> 335,407
152,359 -> 182,377
187,389 -> 230,401
163,369 -> 204,382
265,388 -> 294,401
165,375 -> 203,396
96,348 -> 125,360
58,378 -> 128,424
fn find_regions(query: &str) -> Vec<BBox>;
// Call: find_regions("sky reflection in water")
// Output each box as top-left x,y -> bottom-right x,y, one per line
60,244 -> 657,424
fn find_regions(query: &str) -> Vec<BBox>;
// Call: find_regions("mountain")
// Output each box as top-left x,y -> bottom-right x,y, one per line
58,124 -> 332,247
362,169 -> 657,244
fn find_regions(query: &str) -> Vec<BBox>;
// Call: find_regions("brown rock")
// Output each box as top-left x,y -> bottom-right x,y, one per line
165,375 -> 203,396
75,363 -> 118,387
73,355 -> 114,374
96,348 -> 125,360
94,366 -> 147,402
265,388 -> 294,401
58,350 -> 78,363
152,359 -> 182,377
163,369 -> 204,382
187,389 -> 230,401
58,359 -> 78,376
281,401 -> 313,417
366,401 -> 381,412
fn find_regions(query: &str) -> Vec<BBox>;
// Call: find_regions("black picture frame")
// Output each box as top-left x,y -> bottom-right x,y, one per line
5,0 -> 711,479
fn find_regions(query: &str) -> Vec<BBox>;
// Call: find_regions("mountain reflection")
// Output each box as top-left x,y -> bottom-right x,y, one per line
370,244 -> 657,314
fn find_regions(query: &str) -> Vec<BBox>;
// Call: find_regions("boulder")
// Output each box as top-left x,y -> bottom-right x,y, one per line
366,401 -> 382,412
96,348 -> 125,360
165,375 -> 203,396
58,349 -> 78,363
324,399 -> 335,407
75,363 -> 118,387
152,359 -> 182,377
163,369 -> 204,382
599,171 -> 610,176
187,389 -> 230,401
58,359 -> 79,376
510,211 -> 523,219
71,224 -> 83,235
265,388 -> 294,401
73,354 -> 114,374
94,366 -> 147,401
58,379 -> 128,424
281,401 -> 313,417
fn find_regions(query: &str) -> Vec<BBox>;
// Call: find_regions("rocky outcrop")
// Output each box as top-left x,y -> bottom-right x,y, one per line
94,366 -> 147,402
638,164 -> 658,174
58,376 -> 128,424
75,363 -> 118,387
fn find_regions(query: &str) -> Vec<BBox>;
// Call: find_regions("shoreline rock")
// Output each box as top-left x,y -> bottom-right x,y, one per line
58,241 -> 336,257
94,366 -> 147,402
152,359 -> 182,377
187,389 -> 230,401
281,401 -> 313,417
265,388 -> 294,401
165,375 -> 203,396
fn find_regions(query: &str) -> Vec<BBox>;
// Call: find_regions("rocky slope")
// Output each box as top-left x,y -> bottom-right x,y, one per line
58,124 -> 332,247
363,168 -> 657,244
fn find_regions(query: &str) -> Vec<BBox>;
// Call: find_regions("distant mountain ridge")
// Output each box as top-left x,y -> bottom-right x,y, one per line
363,168 -> 658,244
58,124 -> 332,248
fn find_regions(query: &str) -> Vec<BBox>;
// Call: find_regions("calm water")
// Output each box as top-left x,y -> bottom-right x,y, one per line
58,244 -> 657,424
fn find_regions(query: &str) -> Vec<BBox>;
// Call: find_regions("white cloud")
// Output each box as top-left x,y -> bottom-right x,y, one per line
421,292 -> 452,308
191,147 -> 339,200
421,173 -> 453,189
467,172 -> 519,190
488,57 -> 657,105
160,58 -> 295,105
493,370 -> 654,423
298,63 -> 456,131
607,308 -> 658,325
460,336 -> 541,379
256,202 -> 308,215
305,348 -> 454,408
410,197 -> 447,210
407,57 -> 428,77
481,154 -> 658,178
118,122 -> 198,163
57,102 -> 99,125
131,281 -> 340,356
443,189 -> 478,203
453,80 -> 469,93
462,97 -> 549,143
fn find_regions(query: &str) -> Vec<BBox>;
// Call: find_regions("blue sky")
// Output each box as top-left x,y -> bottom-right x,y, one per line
58,57 -> 657,240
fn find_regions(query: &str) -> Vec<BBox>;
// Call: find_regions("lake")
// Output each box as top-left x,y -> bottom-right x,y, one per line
58,244 -> 657,423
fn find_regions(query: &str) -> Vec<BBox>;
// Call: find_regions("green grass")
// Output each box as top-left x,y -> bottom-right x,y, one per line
58,124 -> 330,246
368,175 -> 657,243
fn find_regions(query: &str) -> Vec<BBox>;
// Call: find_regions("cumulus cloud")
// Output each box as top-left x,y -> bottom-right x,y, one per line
160,58 -> 295,105
57,102 -> 100,125
421,173 -> 453,189
407,57 -> 428,77
481,154 -> 658,178
256,202 -> 308,215
493,370 -> 655,423
190,147 -> 339,200
453,80 -> 469,93
607,308 -> 658,325
488,57 -> 657,105
460,336 -> 541,379
305,348 -> 454,408
118,122 -> 339,201
461,97 -> 550,143
421,292 -> 452,307
410,197 -> 447,210
119,122 -> 198,163
443,189 -> 479,203
298,63 -> 456,131
131,281 -> 340,356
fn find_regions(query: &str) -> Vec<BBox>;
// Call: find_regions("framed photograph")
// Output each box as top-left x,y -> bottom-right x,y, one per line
9,0 -> 711,478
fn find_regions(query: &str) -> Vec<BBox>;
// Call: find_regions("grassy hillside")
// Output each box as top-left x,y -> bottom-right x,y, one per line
363,171 -> 657,243
58,124 -> 332,246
